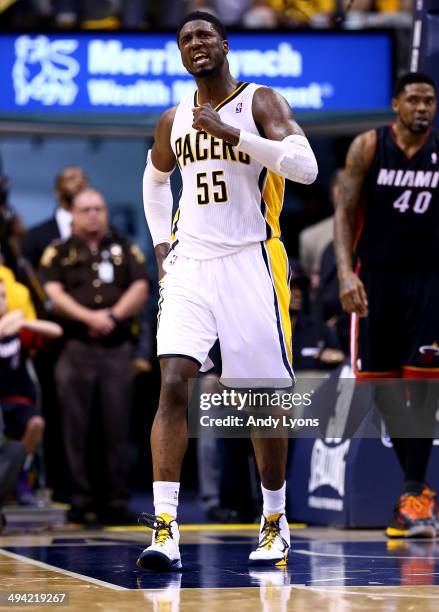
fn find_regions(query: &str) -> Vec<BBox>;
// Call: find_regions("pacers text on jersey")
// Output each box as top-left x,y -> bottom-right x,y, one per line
175,130 -> 250,168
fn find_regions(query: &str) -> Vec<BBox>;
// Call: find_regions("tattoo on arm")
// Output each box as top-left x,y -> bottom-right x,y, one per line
334,132 -> 374,277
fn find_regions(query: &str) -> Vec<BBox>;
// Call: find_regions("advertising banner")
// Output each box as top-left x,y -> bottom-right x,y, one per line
0,32 -> 393,113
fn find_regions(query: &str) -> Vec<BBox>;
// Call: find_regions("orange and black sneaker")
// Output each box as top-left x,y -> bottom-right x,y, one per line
421,484 -> 439,530
386,492 -> 436,539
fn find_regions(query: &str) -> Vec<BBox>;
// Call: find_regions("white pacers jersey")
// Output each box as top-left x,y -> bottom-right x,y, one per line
169,82 -> 285,259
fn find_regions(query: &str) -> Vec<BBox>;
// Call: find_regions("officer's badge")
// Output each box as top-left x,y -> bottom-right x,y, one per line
98,261 -> 114,283
110,244 -> 123,257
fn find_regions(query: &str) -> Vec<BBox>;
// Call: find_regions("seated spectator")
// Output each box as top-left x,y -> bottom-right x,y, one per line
54,0 -> 119,28
243,0 -> 278,27
54,0 -> 153,29
376,0 -> 412,12
0,266 -> 36,321
0,279 -> 62,504
189,0 -> 257,26
40,188 -> 149,525
267,0 -> 335,26
121,0 -> 149,29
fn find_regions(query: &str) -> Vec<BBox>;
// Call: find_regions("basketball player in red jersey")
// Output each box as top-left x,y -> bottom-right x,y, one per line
334,72 -> 439,538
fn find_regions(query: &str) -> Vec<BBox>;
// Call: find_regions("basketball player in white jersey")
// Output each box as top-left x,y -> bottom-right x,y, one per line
138,11 -> 318,571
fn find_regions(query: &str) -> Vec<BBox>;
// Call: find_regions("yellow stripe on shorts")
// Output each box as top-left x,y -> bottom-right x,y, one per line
265,238 -> 292,366
262,170 -> 284,239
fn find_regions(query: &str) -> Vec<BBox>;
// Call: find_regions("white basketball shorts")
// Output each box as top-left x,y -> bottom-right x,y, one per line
157,239 -> 294,387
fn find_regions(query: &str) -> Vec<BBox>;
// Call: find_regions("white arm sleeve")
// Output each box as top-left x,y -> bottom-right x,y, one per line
142,151 -> 174,247
236,131 -> 318,185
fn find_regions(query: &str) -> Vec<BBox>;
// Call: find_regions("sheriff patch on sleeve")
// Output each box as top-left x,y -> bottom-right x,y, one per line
40,245 -> 58,267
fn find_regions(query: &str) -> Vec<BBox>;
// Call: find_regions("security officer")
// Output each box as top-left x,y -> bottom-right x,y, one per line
40,188 -> 148,524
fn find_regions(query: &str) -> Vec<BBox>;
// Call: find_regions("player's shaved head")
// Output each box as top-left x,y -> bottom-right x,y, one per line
177,11 -> 227,46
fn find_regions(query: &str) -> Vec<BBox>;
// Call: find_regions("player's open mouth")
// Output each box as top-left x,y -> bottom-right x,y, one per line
193,53 -> 209,65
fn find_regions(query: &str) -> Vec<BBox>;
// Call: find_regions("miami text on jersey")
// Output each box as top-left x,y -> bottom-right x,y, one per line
377,169 -> 439,188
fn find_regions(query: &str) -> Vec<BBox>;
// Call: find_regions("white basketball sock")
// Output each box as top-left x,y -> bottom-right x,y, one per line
153,481 -> 180,519
261,481 -> 286,517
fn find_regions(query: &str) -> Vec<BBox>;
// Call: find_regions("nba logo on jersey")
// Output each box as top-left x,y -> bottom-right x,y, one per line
432,152 -> 438,164
168,253 -> 178,266
235,102 -> 243,113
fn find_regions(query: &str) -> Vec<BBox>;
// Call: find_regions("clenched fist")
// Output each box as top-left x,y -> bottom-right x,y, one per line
192,103 -> 239,145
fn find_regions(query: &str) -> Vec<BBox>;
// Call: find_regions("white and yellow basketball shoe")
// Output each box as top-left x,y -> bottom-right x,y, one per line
137,513 -> 182,571
249,513 -> 290,567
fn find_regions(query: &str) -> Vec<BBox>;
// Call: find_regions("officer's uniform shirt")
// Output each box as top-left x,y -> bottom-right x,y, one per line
39,230 -> 148,346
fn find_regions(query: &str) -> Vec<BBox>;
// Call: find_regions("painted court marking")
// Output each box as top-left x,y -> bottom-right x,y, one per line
0,549 -> 128,591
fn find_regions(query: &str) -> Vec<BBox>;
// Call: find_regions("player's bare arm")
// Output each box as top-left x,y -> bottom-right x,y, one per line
143,106 -> 177,280
191,88 -> 303,143
251,87 -> 305,141
192,87 -> 317,185
334,130 -> 376,316
151,106 -> 177,172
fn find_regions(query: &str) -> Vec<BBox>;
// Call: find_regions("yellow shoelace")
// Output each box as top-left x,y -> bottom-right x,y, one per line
258,514 -> 282,550
138,512 -> 174,545
155,521 -> 173,545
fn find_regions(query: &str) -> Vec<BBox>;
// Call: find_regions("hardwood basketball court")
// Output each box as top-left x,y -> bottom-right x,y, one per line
1,523 -> 438,611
